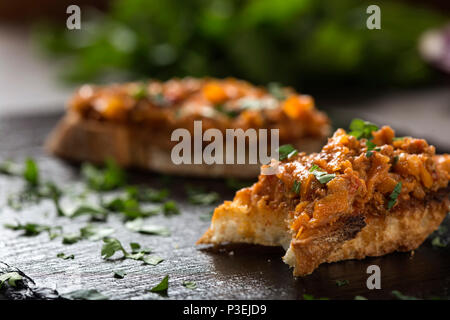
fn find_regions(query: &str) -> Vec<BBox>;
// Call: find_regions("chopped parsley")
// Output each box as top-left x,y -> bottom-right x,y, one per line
103,196 -> 159,220
62,233 -> 82,245
125,218 -> 170,236
130,83 -> 148,100
291,180 -> 301,194
23,158 -> 39,187
267,82 -> 286,101
149,275 -> 169,294
348,119 -> 379,140
186,185 -> 220,205
277,144 -> 298,161
143,255 -> 164,266
431,236 -> 446,248
354,295 -> 368,300
62,289 -> 109,300
163,200 -> 180,215
225,178 -> 253,191
81,159 -> 126,191
303,294 -> 329,300
391,290 -> 419,300
4,222 -> 52,236
309,165 -> 336,184
101,237 -> 128,259
80,224 -> 115,241
126,186 -> 169,203
387,182 -> 402,210
365,140 -> 381,157
0,272 -> 23,289
335,279 -> 349,287
393,155 -> 399,165
215,104 -> 239,118
113,270 -> 127,279
57,252 -> 75,260
182,281 -> 197,289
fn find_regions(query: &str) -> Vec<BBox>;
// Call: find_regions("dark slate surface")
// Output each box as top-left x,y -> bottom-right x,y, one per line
0,112 -> 449,300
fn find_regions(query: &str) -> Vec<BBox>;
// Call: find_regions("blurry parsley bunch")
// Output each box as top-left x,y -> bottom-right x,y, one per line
33,0 -> 446,89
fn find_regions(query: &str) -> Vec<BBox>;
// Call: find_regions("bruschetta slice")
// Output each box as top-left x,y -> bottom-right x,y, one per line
198,120 -> 450,275
46,78 -> 330,178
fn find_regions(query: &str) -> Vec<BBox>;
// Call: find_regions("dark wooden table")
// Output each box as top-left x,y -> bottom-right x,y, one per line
0,112 -> 449,300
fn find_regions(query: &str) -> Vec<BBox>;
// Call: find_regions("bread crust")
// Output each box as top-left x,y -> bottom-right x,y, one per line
46,113 -> 326,178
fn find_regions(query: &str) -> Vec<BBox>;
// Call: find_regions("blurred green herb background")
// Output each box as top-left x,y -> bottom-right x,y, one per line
33,0 -> 447,90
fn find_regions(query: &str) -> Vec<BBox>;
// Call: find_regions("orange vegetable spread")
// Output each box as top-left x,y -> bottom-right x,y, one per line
245,126 -> 450,238
68,77 -> 329,144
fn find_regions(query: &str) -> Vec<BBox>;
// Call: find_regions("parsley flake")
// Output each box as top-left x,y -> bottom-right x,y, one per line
291,180 -> 301,194
277,144 -> 298,161
309,165 -> 336,184
348,119 -> 379,140
387,182 -> 402,210
149,275 -> 169,294
183,281 -> 197,289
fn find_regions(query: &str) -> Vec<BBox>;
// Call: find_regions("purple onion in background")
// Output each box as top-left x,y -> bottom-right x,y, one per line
419,24 -> 450,74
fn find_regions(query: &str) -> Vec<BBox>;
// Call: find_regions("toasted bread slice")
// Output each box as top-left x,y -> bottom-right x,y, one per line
198,124 -> 450,275
46,78 -> 329,178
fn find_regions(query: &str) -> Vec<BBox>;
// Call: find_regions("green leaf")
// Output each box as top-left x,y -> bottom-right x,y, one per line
81,159 -> 126,191
62,233 -> 81,245
335,279 -> 349,287
303,293 -> 329,300
163,200 -> 179,215
143,255 -> 164,266
4,222 -> 51,236
391,290 -> 419,300
125,218 -> 170,236
431,236 -> 446,248
291,180 -> 301,194
127,186 -> 169,202
277,144 -> 298,161
309,165 -> 336,184
348,119 -> 379,140
101,237 -> 127,259
354,295 -> 368,300
182,281 -> 197,289
23,158 -> 39,187
186,186 -> 220,205
57,252 -> 75,260
113,270 -> 127,279
0,272 -> 23,289
149,275 -> 169,293
62,289 -> 109,300
267,82 -> 286,100
80,225 -> 115,241
387,182 -> 402,210
130,83 -> 148,100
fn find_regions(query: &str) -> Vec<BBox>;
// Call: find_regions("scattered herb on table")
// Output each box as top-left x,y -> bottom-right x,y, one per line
143,255 -> 164,266
182,281 -> 197,289
354,295 -> 368,300
126,186 -> 169,203
302,294 -> 329,300
62,233 -> 82,245
391,290 -> 419,300
113,270 -> 127,279
125,218 -> 170,236
431,236 -> 446,248
4,222 -> 52,237
163,200 -> 179,215
80,224 -> 115,241
149,275 -> 169,294
335,279 -> 349,287
0,272 -> 23,289
81,159 -> 126,191
186,185 -> 220,205
62,289 -> 109,300
57,252 -> 75,260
